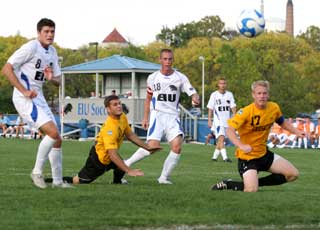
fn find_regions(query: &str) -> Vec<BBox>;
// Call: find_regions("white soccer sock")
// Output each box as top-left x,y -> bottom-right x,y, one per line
124,148 -> 150,167
212,149 -> 220,159
32,135 -> 56,175
220,148 -> 228,160
48,148 -> 63,184
159,151 -> 180,180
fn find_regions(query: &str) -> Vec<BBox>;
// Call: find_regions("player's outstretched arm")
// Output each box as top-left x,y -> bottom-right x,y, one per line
281,120 -> 306,138
125,130 -> 162,153
108,149 -> 144,177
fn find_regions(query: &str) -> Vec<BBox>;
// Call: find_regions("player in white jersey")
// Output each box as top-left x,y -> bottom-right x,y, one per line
1,18 -> 71,189
124,49 -> 200,184
207,78 -> 236,162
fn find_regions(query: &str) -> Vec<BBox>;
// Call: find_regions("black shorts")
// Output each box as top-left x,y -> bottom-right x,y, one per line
78,146 -> 125,184
238,149 -> 274,177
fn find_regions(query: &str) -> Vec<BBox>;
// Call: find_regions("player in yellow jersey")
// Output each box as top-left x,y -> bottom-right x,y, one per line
46,95 -> 161,185
211,80 -> 305,192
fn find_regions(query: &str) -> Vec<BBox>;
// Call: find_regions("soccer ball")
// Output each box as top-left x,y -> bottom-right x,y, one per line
237,9 -> 265,38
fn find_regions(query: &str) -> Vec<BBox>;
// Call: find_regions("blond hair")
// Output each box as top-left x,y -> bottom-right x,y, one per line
251,80 -> 270,92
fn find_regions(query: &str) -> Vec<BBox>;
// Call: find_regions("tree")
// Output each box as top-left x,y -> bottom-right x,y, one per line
156,15 -> 225,47
297,25 -> 320,51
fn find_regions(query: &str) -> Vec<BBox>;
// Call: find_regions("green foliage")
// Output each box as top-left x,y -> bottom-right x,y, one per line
297,25 -> 320,51
156,15 -> 225,47
1,139 -> 320,229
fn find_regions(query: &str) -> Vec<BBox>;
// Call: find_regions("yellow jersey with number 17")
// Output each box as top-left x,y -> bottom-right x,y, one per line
228,102 -> 283,161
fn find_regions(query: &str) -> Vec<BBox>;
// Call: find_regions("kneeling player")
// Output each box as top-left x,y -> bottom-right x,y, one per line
47,95 -> 161,185
211,81 -> 305,192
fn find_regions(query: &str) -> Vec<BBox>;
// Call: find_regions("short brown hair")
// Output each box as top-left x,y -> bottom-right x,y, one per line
104,95 -> 119,107
37,18 -> 55,32
160,48 -> 173,57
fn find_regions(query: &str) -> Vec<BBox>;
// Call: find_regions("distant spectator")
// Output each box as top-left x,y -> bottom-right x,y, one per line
0,112 -> 7,134
14,115 -> 27,138
0,113 -> 15,138
291,118 -> 305,148
111,89 -> 116,95
304,117 -> 315,148
90,91 -> 96,99
316,117 -> 320,148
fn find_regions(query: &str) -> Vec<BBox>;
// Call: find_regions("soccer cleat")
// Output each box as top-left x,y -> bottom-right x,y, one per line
224,158 -> 232,163
121,178 -> 129,184
212,158 -> 217,162
211,179 -> 232,190
30,173 -> 47,189
52,181 -> 74,188
157,177 -> 173,185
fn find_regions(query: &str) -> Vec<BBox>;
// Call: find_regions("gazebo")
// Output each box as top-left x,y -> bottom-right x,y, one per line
59,55 -> 161,138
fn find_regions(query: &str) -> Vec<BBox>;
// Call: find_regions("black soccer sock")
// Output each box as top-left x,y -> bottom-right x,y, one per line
228,181 -> 244,191
113,168 -> 125,184
62,176 -> 74,184
44,176 -> 74,184
258,173 -> 287,187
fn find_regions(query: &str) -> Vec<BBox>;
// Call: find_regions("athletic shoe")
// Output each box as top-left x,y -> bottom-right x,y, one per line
30,173 -> 47,189
212,158 -> 217,162
211,179 -> 232,190
157,177 -> 173,185
111,178 -> 129,185
121,178 -> 129,184
224,158 -> 232,163
52,181 -> 74,188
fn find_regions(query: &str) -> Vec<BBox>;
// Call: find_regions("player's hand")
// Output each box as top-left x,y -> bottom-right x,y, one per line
208,120 -> 212,128
192,94 -> 200,106
142,119 -> 149,130
44,66 -> 53,81
147,146 -> 162,153
127,169 -> 144,177
23,89 -> 37,99
239,144 -> 252,154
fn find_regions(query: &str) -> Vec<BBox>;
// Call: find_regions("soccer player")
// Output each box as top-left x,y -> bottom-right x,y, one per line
1,18 -> 70,189
50,95 -> 160,185
211,80 -> 305,192
124,48 -> 200,184
304,117 -> 315,149
207,77 -> 236,162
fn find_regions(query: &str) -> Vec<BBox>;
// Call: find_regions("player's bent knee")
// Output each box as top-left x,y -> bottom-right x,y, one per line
244,186 -> 259,192
286,169 -> 299,182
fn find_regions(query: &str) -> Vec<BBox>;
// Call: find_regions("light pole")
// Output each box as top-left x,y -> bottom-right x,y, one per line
199,56 -> 205,116
89,42 -> 98,60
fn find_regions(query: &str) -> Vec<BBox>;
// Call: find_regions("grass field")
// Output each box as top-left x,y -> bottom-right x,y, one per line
0,138 -> 320,230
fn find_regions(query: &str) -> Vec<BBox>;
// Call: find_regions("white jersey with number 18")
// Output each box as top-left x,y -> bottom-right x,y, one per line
147,70 -> 196,115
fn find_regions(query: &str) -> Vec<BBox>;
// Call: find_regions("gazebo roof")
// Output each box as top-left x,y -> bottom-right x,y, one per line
62,55 -> 161,74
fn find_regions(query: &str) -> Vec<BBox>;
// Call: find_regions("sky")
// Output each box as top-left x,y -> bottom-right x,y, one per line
1,0 -> 319,49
